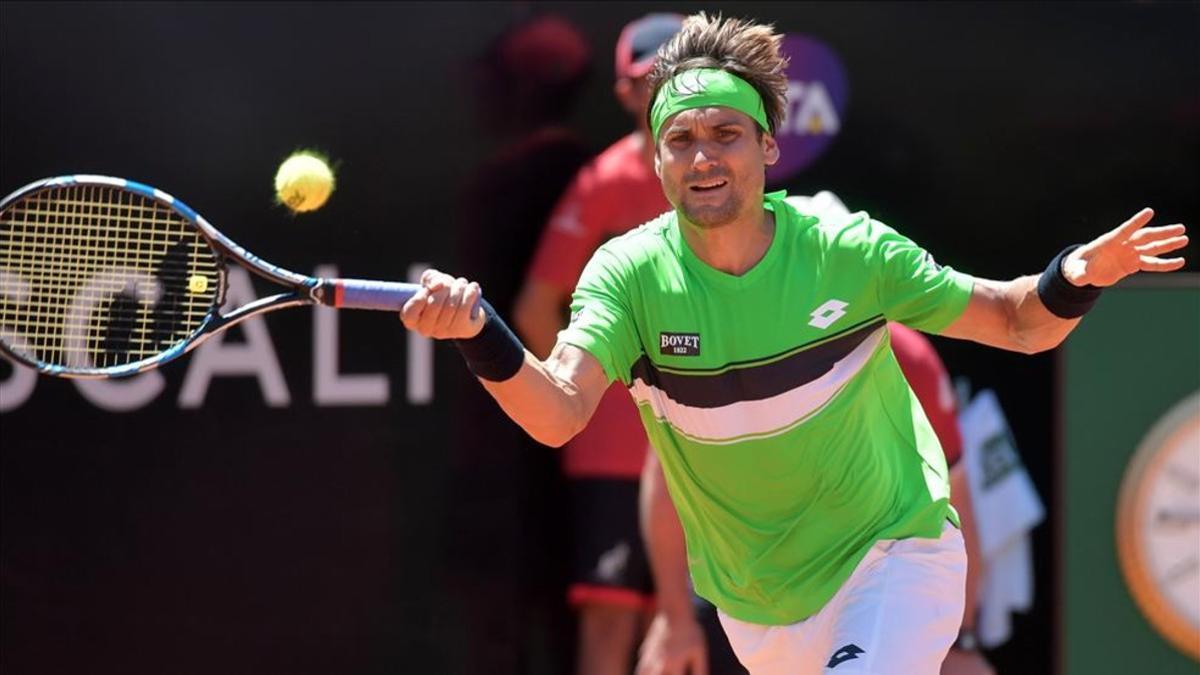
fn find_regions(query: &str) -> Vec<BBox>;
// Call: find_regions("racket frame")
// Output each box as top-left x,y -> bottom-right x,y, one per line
0,175 -> 347,378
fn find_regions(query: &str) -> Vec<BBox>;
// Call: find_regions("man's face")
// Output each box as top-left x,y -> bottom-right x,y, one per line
654,106 -> 779,229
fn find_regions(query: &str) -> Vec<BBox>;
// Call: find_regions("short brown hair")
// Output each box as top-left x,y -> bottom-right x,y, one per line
646,12 -> 790,135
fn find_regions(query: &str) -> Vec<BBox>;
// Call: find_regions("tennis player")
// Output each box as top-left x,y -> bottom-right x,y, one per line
402,13 -> 1188,674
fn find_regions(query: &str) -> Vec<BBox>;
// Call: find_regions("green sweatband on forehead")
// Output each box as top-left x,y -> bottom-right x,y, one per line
650,68 -> 769,140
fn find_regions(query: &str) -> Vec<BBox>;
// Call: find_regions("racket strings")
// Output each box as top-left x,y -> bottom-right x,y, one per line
0,185 -> 221,370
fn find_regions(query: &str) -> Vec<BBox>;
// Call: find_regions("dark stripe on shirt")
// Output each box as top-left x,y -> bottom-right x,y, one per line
629,317 -> 886,409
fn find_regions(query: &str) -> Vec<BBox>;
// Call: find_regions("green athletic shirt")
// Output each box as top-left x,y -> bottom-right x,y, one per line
558,191 -> 975,625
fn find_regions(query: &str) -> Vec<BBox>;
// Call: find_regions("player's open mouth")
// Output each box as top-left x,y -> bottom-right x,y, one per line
689,180 -> 728,192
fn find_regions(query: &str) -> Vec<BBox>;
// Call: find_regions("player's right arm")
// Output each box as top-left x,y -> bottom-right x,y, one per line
400,268 -> 608,448
479,342 -> 609,448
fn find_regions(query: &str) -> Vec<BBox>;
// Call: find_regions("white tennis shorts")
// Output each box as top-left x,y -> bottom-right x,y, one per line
718,521 -> 967,675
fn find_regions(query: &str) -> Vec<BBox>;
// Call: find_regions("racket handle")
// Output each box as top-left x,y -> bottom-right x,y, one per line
329,278 -> 484,316
330,279 -> 420,311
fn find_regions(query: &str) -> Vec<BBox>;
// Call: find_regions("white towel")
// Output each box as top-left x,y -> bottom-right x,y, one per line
958,389 -> 1046,648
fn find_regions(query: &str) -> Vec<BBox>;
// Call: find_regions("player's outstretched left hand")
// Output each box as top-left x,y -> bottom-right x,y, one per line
1063,208 -> 1188,288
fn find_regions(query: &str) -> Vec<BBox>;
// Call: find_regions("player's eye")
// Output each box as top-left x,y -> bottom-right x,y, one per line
666,131 -> 691,146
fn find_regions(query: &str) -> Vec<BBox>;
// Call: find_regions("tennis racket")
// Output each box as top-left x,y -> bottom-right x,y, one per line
0,174 -> 437,379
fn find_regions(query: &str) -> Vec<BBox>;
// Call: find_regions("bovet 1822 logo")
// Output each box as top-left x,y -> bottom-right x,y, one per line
766,34 -> 850,186
660,332 -> 701,356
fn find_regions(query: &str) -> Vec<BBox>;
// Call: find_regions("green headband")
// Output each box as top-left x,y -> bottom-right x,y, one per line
649,68 -> 769,140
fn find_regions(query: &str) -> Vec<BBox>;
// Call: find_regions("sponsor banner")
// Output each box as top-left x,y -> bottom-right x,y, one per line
767,34 -> 850,185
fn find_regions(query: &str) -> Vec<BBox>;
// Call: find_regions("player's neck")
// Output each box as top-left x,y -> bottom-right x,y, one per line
680,206 -> 776,277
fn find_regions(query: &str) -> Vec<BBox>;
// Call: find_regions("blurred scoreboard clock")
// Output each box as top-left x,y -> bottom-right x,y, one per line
1116,391 -> 1200,661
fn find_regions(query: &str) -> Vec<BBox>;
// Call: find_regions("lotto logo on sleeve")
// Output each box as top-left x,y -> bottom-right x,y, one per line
660,332 -> 701,356
766,34 -> 850,186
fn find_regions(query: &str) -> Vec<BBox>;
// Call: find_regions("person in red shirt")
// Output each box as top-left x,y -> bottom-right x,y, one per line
452,13 -> 596,672
513,13 -> 684,675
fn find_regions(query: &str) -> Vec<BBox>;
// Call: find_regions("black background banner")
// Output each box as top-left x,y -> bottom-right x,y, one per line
2,2 -> 1196,673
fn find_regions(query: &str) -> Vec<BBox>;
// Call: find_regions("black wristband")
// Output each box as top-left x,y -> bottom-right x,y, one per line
453,299 -> 526,382
1036,245 -> 1103,319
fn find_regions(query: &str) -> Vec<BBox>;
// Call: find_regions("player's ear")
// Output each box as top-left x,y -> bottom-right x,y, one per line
654,147 -> 662,178
762,131 -> 780,167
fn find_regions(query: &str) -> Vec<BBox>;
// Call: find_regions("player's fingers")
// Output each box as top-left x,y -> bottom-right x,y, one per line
429,284 -> 459,334
688,648 -> 709,675
433,277 -> 469,334
1114,207 -> 1155,239
419,268 -> 442,287
463,282 -> 484,323
452,278 -> 482,337
420,285 -> 451,334
1135,234 -> 1188,256
1138,255 -> 1186,272
1129,223 -> 1186,243
1086,208 -> 1155,253
400,286 -> 430,329
424,272 -> 452,294
465,279 -> 489,333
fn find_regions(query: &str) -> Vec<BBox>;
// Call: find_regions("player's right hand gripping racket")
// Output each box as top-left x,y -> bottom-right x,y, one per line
0,175 -> 438,379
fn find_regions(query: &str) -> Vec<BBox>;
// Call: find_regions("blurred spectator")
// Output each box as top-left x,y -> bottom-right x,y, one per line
449,12 -> 594,673
462,12 -> 595,315
511,13 -> 703,675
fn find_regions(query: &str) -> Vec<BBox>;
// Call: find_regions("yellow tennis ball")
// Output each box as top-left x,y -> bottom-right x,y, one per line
274,152 -> 335,213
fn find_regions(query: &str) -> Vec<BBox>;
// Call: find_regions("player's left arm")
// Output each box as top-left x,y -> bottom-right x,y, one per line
940,208 -> 1187,353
